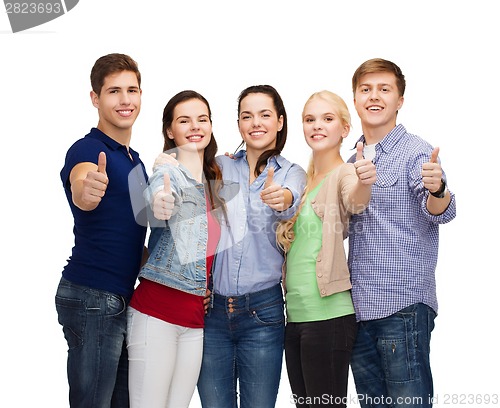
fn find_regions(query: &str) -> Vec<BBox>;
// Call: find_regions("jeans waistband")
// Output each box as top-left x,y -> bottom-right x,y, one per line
212,284 -> 283,312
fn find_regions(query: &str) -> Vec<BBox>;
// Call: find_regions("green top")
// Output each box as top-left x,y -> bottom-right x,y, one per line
285,180 -> 354,323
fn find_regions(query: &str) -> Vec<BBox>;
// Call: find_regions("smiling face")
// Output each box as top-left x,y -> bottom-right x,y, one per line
166,98 -> 212,153
302,96 -> 349,153
91,70 -> 141,141
354,71 -> 404,142
237,92 -> 283,154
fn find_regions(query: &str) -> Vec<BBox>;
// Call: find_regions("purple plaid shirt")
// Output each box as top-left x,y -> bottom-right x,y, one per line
348,124 -> 456,321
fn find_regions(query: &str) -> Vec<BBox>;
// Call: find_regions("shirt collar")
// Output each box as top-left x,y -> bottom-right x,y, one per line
354,123 -> 407,154
89,127 -> 140,159
234,149 -> 283,170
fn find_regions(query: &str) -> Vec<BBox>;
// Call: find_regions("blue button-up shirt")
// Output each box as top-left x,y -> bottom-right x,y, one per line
213,151 -> 306,296
348,124 -> 457,321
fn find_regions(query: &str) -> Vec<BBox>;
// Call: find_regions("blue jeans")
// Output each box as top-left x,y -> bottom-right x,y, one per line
55,277 -> 130,408
351,303 -> 436,408
197,284 -> 285,408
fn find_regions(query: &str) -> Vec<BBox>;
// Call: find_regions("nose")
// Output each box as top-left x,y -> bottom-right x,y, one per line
313,119 -> 322,130
369,89 -> 379,101
119,90 -> 131,105
251,116 -> 262,127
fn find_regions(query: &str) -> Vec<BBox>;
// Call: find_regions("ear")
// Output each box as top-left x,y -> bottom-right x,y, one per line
341,123 -> 350,139
90,91 -> 99,108
397,96 -> 404,111
277,115 -> 284,132
166,128 -> 174,140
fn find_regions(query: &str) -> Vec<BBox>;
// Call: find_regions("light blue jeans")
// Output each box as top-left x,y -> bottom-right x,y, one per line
351,303 -> 436,408
197,284 -> 285,408
55,277 -> 129,408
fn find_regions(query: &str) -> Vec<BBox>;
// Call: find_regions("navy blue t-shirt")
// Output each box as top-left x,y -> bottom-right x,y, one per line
60,128 -> 148,299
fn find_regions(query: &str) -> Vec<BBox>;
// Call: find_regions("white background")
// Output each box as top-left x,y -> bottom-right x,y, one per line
1,1 -> 498,406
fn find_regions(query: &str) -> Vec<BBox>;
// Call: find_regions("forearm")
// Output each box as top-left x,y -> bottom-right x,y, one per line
71,180 -> 99,211
348,181 -> 372,213
426,191 -> 451,215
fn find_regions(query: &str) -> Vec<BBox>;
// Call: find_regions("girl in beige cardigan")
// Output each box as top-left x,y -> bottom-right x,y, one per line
276,90 -> 376,407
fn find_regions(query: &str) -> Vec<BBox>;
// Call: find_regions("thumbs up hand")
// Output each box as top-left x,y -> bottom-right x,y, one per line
354,142 -> 376,185
81,151 -> 109,206
422,147 -> 443,193
261,167 -> 288,211
153,173 -> 175,220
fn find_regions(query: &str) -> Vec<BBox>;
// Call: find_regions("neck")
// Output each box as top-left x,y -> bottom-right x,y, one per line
312,150 -> 343,177
362,122 -> 397,145
97,123 -> 132,148
177,147 -> 204,183
246,148 -> 262,177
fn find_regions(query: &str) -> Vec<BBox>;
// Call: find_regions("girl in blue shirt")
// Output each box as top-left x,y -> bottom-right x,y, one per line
197,85 -> 306,408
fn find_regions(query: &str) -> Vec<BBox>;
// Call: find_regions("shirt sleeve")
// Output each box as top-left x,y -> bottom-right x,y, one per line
408,148 -> 457,224
278,163 -> 307,220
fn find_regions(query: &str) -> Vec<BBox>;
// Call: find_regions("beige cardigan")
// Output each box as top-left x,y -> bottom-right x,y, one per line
306,163 -> 369,297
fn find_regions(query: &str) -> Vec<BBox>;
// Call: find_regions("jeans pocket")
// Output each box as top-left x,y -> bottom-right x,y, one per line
380,336 -> 416,382
251,301 -> 285,326
55,295 -> 85,349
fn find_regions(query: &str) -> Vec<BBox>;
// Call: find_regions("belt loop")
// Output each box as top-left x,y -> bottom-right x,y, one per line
245,292 -> 250,311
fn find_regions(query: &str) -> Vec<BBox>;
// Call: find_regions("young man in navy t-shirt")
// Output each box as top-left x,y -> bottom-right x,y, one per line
56,53 -> 148,408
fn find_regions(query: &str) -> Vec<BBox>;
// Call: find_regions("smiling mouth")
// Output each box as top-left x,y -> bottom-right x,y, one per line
367,106 -> 383,112
187,135 -> 204,142
117,109 -> 133,117
249,131 -> 265,137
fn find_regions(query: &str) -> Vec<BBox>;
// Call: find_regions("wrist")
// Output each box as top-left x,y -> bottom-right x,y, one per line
430,179 -> 447,198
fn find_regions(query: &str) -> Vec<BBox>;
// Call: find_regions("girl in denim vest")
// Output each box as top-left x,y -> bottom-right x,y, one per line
126,90 -> 225,408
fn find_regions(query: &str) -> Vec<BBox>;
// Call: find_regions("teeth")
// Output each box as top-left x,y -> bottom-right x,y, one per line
368,107 -> 381,111
187,135 -> 202,141
250,132 -> 265,136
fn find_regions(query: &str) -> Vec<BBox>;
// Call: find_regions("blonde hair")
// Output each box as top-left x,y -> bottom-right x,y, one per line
276,90 -> 351,253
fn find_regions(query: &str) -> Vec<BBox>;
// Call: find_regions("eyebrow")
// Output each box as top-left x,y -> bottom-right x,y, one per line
240,109 -> 273,115
175,114 -> 209,120
359,82 -> 393,88
106,86 -> 140,91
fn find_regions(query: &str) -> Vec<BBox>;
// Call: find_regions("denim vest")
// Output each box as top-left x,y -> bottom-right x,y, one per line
139,164 -> 210,296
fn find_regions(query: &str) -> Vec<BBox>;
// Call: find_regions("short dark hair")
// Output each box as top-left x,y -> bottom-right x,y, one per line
90,53 -> 141,95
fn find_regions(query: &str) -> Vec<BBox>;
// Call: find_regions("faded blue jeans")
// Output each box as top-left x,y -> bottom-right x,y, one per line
55,277 -> 130,408
351,303 -> 436,408
197,284 -> 285,408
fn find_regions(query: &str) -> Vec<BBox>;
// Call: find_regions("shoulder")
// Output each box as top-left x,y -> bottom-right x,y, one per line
276,155 -> 306,175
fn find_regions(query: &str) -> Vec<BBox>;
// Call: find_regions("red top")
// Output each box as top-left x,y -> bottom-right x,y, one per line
130,196 -> 221,328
